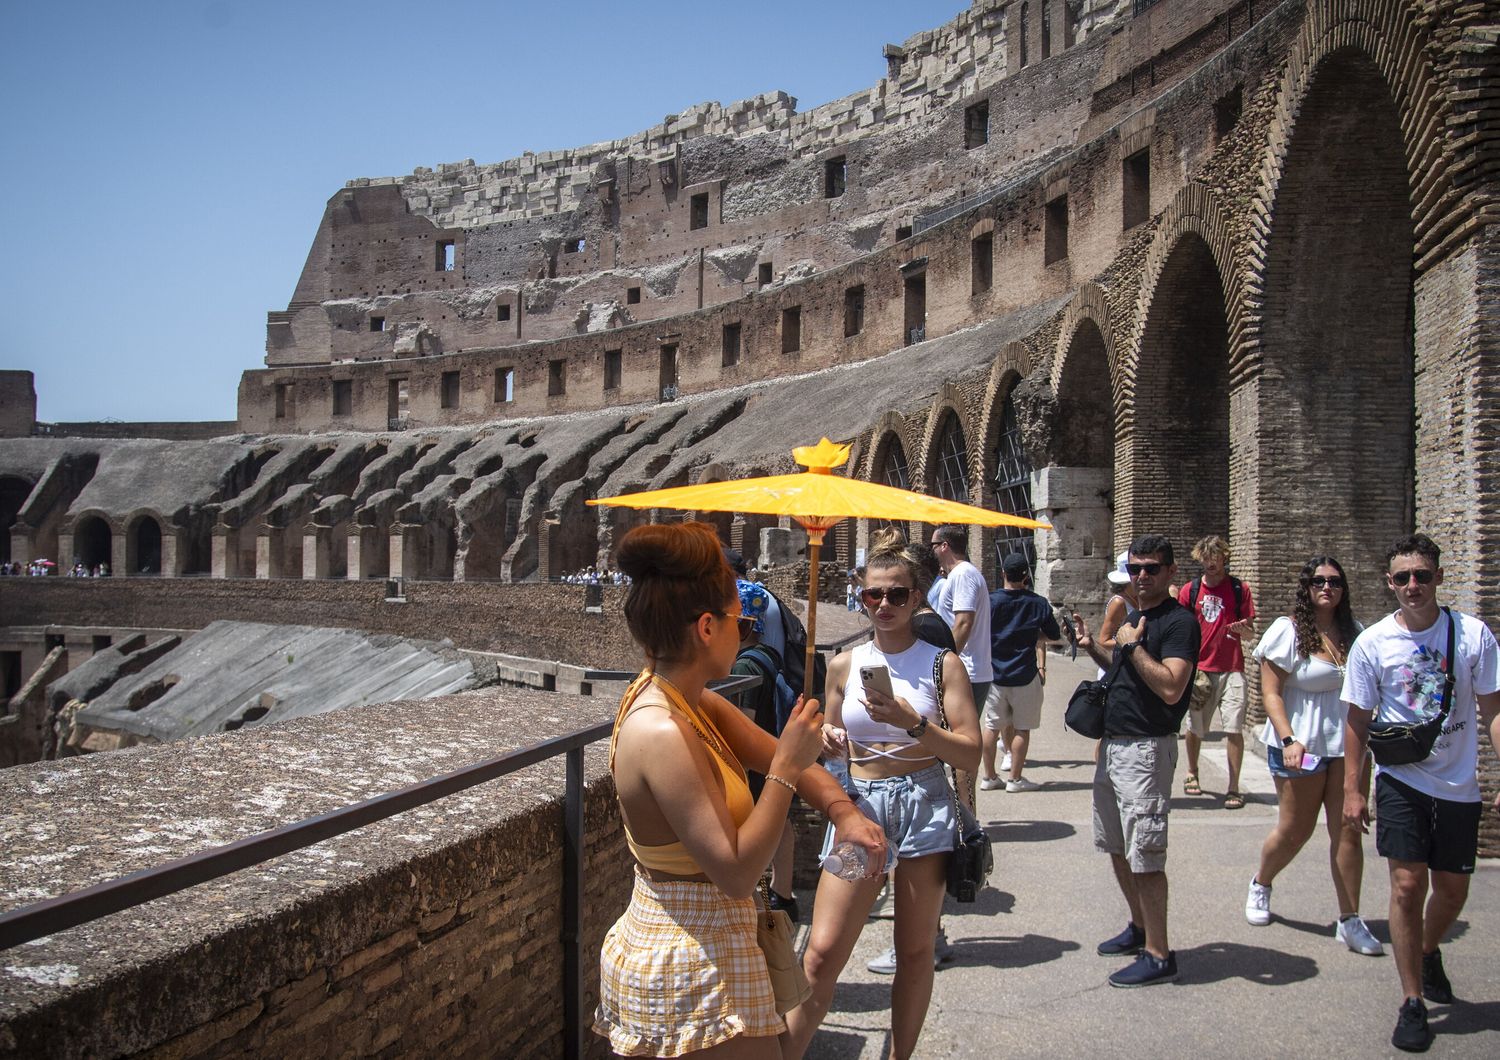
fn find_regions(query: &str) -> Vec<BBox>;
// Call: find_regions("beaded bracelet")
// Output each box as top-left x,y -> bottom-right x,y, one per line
764,772 -> 798,794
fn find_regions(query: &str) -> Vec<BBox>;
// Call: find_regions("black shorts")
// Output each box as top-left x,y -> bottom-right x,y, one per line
1375,773 -> 1482,874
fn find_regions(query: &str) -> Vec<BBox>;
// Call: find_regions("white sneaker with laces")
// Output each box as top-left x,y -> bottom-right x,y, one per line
1336,915 -> 1384,956
980,775 -> 1005,791
1245,876 -> 1272,926
866,930 -> 954,974
1000,751 -> 1013,772
1005,777 -> 1041,792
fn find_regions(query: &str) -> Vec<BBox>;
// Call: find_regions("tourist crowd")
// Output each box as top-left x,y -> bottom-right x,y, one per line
592,519 -> 1498,1058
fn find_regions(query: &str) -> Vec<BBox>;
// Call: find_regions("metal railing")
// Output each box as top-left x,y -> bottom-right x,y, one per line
0,673 -> 760,1059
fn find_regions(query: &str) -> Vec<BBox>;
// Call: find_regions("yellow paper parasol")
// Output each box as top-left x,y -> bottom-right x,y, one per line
588,437 -> 1051,696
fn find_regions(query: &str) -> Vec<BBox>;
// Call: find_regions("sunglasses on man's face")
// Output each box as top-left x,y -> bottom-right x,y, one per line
860,586 -> 913,607
1310,576 -> 1344,589
1390,569 -> 1435,587
1125,562 -> 1163,577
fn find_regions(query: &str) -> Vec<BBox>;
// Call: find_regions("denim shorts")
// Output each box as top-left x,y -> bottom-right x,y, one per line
820,762 -> 958,863
1266,744 -> 1333,779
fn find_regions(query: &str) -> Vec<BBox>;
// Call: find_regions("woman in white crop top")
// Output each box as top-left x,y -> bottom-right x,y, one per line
784,530 -> 979,1060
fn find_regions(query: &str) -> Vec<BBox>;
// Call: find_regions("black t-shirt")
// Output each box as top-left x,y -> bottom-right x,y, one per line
1104,598 -> 1199,737
989,588 -> 1061,686
913,609 -> 957,652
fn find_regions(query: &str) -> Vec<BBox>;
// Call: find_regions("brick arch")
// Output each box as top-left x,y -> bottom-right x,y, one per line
915,384 -> 975,500
1121,184 -> 1245,441
123,508 -> 168,576
968,217 -> 996,239
1246,0 -> 1457,295
1050,283 -> 1120,398
68,509 -> 116,571
861,411 -> 916,487
976,341 -> 1034,502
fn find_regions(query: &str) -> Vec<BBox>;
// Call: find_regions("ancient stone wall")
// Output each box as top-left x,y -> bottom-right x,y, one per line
0,691 -> 632,1059
0,372 -> 36,440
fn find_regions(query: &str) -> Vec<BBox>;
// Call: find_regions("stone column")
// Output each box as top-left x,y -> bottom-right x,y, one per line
162,529 -> 183,578
347,526 -> 379,580
1031,465 -> 1113,611
255,528 -> 277,580
389,525 -> 421,581
211,525 -> 237,578
111,528 -> 127,579
52,529 -> 70,570
302,526 -> 332,580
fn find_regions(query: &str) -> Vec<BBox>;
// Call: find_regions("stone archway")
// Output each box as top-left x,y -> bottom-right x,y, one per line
0,476 -> 32,564
1255,47 -> 1416,620
74,514 -> 112,570
1127,232 -> 1231,567
128,514 -> 164,575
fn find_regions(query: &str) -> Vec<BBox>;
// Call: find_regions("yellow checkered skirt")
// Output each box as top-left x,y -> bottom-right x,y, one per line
594,868 -> 783,1056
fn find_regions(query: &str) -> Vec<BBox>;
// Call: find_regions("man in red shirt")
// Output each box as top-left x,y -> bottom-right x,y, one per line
1178,535 -> 1256,808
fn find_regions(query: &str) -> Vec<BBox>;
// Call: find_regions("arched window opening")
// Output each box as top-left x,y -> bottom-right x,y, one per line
992,391 -> 1035,570
932,415 -> 970,504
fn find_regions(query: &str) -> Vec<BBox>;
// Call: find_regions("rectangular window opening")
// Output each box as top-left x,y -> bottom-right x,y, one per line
548,358 -> 566,397
1044,195 -> 1069,265
965,102 -> 990,149
440,370 -> 461,410
494,367 -> 514,403
690,193 -> 710,231
436,240 -> 456,272
626,286 -> 641,304
274,383 -> 290,419
971,233 -> 994,295
332,380 -> 353,417
604,348 -> 622,390
843,285 -> 865,337
824,156 -> 847,198
895,224 -> 913,241
496,302 -> 511,322
1215,86 -> 1243,142
904,273 -> 926,346
91,635 -> 112,652
757,262 -> 773,288
369,316 -> 386,332
722,323 -> 742,367
1122,149 -> 1151,229
387,378 -> 409,425
564,237 -> 584,254
781,307 -> 801,354
659,344 -> 678,401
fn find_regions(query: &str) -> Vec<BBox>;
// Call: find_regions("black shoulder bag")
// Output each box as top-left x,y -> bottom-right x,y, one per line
933,649 -> 994,902
1065,653 -> 1125,740
1367,608 -> 1457,767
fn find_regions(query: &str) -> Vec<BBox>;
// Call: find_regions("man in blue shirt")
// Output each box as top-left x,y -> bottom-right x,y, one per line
981,553 -> 1061,791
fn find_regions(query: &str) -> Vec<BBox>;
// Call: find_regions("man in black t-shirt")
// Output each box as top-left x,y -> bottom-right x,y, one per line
1074,534 -> 1199,989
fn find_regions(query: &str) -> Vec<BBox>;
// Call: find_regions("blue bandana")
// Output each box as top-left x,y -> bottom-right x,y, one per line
736,579 -> 770,635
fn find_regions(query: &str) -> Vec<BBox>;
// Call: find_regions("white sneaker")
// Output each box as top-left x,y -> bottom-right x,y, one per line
1245,876 -> 1272,926
866,929 -> 954,974
1000,752 -> 1013,772
1336,915 -> 1385,956
1005,777 -> 1041,792
979,775 -> 1005,791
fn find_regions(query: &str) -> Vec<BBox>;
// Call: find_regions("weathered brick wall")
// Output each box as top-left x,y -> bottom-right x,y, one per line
0,579 -> 640,671
0,691 -> 633,1059
0,372 -> 36,440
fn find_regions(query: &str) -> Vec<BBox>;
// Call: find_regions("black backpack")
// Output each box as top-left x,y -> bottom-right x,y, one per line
773,592 -> 828,700
1187,575 -> 1245,617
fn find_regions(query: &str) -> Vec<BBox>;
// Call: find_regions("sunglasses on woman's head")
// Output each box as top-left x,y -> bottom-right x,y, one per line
1390,569 -> 1435,587
860,586 -> 912,607
1125,562 -> 1162,576
1309,575 -> 1344,589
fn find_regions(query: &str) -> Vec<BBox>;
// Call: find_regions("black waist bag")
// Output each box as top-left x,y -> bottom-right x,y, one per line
1066,656 -> 1123,740
1367,608 -> 1455,767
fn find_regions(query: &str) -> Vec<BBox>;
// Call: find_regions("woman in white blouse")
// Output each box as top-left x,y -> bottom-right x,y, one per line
1243,556 -> 1382,955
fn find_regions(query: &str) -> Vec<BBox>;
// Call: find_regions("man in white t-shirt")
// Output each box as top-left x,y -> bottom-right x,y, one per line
929,525 -> 992,714
1341,533 -> 1500,1053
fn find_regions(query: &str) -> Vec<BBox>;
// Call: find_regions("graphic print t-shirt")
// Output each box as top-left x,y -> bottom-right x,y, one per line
1341,610 -> 1500,802
1178,576 -> 1254,673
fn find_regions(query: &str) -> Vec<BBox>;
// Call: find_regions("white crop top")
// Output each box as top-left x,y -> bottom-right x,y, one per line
842,639 -> 945,763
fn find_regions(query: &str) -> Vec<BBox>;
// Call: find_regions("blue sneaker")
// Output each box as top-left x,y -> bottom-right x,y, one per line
1096,922 -> 1145,957
1108,950 -> 1178,988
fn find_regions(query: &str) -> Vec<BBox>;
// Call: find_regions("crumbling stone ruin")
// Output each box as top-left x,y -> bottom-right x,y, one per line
3,0 -> 1499,799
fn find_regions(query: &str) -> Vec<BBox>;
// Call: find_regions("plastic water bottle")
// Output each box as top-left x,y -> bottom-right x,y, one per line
821,840 -> 897,881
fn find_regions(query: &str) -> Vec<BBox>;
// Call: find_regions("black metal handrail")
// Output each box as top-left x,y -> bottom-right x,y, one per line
0,673 -> 761,1059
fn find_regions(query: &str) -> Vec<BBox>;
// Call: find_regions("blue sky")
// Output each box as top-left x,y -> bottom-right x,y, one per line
0,1 -> 962,424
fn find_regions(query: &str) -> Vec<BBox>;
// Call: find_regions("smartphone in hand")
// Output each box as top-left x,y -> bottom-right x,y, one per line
859,664 -> 895,700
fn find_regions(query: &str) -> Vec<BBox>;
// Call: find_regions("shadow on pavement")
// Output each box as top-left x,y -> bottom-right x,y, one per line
1173,940 -> 1320,986
984,819 -> 1078,843
806,1025 -> 882,1058
1429,1000 -> 1500,1037
945,887 -> 1015,916
828,980 -> 897,1013
948,931 -> 1081,969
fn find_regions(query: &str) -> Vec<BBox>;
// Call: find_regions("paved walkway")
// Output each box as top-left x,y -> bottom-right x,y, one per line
801,652 -> 1500,1059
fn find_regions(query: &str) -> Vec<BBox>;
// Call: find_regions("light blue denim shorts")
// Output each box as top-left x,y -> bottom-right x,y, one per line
820,762 -> 958,863
1266,744 -> 1333,779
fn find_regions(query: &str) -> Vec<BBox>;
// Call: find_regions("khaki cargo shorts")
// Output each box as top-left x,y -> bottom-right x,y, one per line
1185,670 -> 1246,736
1093,735 -> 1177,873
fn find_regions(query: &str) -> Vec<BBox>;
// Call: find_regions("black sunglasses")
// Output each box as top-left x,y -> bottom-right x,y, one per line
1309,575 -> 1345,589
1125,562 -> 1163,576
860,586 -> 913,607
1390,569 -> 1435,587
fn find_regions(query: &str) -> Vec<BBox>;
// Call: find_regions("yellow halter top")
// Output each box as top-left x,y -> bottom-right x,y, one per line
610,670 -> 755,875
